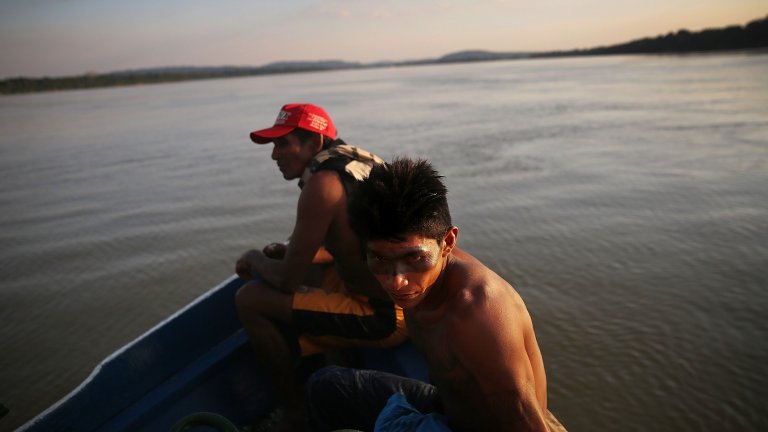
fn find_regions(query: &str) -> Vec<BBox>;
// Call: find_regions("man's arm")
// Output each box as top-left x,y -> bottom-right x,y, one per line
243,171 -> 342,293
448,287 -> 548,431
263,242 -> 334,264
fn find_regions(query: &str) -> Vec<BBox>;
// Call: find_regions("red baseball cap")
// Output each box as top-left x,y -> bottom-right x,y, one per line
250,103 -> 337,144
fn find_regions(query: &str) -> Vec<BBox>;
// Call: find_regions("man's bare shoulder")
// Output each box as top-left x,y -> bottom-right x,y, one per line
289,169 -> 348,260
295,170 -> 348,221
444,249 -> 516,318
299,170 -> 345,200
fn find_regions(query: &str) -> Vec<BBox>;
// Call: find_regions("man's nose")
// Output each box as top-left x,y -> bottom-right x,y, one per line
386,272 -> 408,292
271,146 -> 279,160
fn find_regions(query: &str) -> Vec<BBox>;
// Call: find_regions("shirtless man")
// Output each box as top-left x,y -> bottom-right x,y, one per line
235,104 -> 407,431
307,158 -> 558,431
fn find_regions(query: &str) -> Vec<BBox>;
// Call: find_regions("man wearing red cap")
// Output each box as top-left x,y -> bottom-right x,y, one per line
235,103 -> 407,430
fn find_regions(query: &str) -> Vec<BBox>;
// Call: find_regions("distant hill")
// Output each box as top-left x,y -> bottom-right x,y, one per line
260,60 -> 361,72
435,50 -> 532,63
2,15 -> 766,95
107,66 -> 261,77
106,61 -> 362,78
0,61 -> 364,94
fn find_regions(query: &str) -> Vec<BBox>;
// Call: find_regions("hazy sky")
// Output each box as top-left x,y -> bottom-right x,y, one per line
0,0 -> 764,78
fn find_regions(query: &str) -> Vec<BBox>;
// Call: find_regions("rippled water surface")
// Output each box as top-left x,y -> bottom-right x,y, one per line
1,53 -> 767,431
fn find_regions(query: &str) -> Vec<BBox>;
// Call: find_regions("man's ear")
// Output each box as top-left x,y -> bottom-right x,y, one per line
312,133 -> 324,152
441,226 -> 459,257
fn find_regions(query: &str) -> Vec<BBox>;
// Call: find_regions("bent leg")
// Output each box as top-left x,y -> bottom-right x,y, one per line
235,280 -> 301,410
306,365 -> 439,432
292,269 -> 408,355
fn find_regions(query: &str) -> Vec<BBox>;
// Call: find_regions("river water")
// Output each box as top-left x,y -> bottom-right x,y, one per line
1,52 -> 766,431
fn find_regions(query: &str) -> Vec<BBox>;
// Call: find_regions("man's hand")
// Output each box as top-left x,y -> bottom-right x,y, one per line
263,242 -> 288,259
235,249 -> 267,280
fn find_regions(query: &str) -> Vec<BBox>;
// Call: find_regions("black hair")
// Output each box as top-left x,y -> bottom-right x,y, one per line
292,127 -> 334,150
348,157 -> 452,242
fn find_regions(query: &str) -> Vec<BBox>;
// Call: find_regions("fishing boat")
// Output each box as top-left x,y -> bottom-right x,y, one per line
17,275 -> 429,432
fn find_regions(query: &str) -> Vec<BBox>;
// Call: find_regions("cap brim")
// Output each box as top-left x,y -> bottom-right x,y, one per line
249,125 -> 296,144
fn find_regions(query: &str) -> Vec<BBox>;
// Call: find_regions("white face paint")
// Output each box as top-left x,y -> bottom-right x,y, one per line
367,235 -> 445,309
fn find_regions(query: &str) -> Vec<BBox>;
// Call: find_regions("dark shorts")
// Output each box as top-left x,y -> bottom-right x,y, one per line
291,267 -> 407,356
306,365 -> 441,432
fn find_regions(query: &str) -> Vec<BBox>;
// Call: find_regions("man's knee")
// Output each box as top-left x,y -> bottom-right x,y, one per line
306,365 -> 347,397
235,280 -> 293,322
235,280 -> 259,313
306,366 -> 357,430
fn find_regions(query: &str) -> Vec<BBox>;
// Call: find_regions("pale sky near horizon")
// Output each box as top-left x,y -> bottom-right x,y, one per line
0,0 -> 765,79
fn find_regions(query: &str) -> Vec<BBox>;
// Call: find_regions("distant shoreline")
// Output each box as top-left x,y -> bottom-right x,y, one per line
2,15 -> 765,95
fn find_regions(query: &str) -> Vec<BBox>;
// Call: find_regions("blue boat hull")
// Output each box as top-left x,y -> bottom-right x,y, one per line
19,276 -> 428,432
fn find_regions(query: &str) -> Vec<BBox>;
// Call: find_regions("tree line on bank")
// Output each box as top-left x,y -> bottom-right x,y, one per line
578,14 -> 767,55
1,15 -> 766,95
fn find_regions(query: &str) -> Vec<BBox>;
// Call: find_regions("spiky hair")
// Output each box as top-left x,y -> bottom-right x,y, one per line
349,157 -> 452,242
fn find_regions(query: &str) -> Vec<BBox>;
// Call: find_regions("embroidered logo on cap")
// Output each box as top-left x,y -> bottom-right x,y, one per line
307,113 -> 328,131
275,110 -> 291,125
